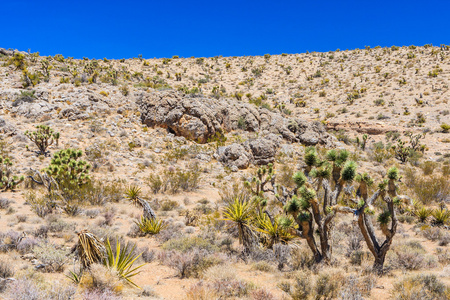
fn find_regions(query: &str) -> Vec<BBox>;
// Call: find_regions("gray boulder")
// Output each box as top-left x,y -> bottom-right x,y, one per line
218,137 -> 278,169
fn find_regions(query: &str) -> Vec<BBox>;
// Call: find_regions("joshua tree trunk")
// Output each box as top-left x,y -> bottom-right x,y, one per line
355,177 -> 399,274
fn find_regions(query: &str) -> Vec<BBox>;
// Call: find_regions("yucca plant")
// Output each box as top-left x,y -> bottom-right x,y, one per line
256,213 -> 295,248
431,208 -> 450,225
125,185 -> 156,220
75,230 -> 105,269
65,269 -> 83,284
414,207 -> 432,223
125,185 -> 141,205
135,216 -> 167,235
104,238 -> 145,288
223,198 -> 255,251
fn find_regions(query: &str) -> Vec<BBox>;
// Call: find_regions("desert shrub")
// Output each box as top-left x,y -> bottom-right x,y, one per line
421,161 -> 438,175
162,236 -> 218,253
46,215 -> 75,233
80,263 -> 123,295
392,274 -> 449,300
32,241 -> 68,272
289,244 -> 314,270
46,281 -> 77,300
82,290 -> 123,300
0,256 -> 14,278
0,198 -> 12,209
158,249 -> 222,278
147,164 -> 201,194
340,274 -> 377,299
251,261 -> 275,272
4,277 -> 45,300
140,285 -> 158,297
160,199 -> 179,211
250,288 -> 276,300
0,230 -> 37,253
436,248 -> 450,265
421,226 -> 450,245
289,271 -> 313,300
140,247 -> 156,263
315,269 -> 346,299
184,281 -> 216,300
405,171 -> 449,204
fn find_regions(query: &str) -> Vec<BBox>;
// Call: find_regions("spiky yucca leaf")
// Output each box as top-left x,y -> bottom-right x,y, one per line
377,211 -> 391,225
292,172 -> 307,188
341,161 -> 357,182
125,185 -> 141,205
387,167 -> 399,180
104,238 -> 145,288
256,214 -> 295,246
222,198 -> 254,225
414,207 -> 432,222
135,216 -> 167,235
431,208 -> 450,225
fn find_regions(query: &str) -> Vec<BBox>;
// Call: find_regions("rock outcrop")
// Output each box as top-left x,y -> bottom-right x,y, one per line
216,137 -> 278,170
137,90 -> 336,146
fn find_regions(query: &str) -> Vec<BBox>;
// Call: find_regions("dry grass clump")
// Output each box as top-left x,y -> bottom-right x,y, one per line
4,277 -> 76,300
277,268 -> 373,300
391,274 -> 449,300
158,248 -> 223,278
0,256 -> 14,278
80,263 -> 123,295
32,241 -> 68,272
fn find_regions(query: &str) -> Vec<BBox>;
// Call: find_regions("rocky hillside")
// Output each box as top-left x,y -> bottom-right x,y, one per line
0,46 -> 448,300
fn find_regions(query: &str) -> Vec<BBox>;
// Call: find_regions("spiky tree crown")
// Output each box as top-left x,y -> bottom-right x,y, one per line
340,161 -> 357,182
387,167 -> 399,180
355,172 -> 374,185
292,172 -> 307,188
326,149 -> 349,167
45,148 -> 90,185
304,147 -> 319,167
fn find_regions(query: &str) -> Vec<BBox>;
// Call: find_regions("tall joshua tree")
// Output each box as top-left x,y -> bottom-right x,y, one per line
352,167 -> 401,272
283,148 -> 356,263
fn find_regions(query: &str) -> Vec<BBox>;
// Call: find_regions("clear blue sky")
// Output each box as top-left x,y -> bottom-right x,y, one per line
2,0 -> 449,59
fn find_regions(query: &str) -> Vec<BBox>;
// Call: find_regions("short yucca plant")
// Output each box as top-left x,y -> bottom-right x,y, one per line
135,216 -> 167,235
414,207 -> 432,223
431,208 -> 450,225
223,198 -> 255,247
104,238 -> 145,288
125,185 -> 141,205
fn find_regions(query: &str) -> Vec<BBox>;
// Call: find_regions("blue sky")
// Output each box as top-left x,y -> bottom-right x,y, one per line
2,0 -> 449,59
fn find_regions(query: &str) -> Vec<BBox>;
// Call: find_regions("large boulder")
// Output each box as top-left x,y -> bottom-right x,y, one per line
218,143 -> 252,169
137,90 -> 336,147
217,137 -> 278,169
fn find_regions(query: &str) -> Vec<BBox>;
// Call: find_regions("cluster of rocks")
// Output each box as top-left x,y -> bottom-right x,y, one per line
137,90 -> 337,169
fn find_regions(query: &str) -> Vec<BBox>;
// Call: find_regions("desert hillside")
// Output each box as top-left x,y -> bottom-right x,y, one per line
0,45 -> 448,300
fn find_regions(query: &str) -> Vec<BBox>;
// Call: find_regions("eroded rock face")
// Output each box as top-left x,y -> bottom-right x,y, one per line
216,137 -> 279,170
137,90 -> 337,147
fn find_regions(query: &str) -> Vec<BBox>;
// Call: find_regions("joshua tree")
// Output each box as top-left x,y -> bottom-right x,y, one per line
0,156 -> 24,191
244,147 -> 406,272
283,148 -> 357,263
25,125 -> 60,156
351,167 -> 403,273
